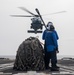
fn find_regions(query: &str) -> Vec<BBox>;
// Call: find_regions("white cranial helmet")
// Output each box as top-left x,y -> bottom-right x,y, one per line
47,22 -> 53,30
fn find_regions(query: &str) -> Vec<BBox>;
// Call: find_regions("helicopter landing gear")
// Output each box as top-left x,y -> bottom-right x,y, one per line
27,30 -> 42,34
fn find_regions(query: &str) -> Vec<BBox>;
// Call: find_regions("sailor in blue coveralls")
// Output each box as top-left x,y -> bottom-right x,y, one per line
42,22 -> 59,71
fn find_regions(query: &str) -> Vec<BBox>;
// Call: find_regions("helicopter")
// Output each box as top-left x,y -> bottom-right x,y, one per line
11,7 -> 66,34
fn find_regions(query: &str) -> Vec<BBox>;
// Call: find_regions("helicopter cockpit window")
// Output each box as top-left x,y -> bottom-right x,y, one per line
31,17 -> 42,30
31,18 -> 41,23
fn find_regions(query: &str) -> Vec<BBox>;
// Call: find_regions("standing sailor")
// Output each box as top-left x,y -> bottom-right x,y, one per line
42,22 -> 59,71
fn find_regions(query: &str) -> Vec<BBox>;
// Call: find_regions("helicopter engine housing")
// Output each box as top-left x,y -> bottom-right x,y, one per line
31,17 -> 43,30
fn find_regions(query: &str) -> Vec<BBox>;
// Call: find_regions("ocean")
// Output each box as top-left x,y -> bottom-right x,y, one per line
0,55 -> 74,60
0,55 -> 16,60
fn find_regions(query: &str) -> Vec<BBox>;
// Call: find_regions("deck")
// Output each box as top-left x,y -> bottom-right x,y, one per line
0,58 -> 74,75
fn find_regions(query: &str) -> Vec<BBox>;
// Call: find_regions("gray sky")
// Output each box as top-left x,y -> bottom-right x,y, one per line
0,0 -> 74,56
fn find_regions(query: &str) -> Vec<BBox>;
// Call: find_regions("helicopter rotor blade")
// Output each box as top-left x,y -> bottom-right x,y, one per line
10,15 -> 34,17
18,7 -> 38,17
35,8 -> 47,29
42,11 -> 67,16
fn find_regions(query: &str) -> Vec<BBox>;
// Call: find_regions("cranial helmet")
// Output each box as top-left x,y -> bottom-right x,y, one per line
47,22 -> 55,31
47,22 -> 53,30
47,22 -> 53,27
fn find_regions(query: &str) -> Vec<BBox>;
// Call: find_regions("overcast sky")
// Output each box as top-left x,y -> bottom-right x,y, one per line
0,0 -> 74,56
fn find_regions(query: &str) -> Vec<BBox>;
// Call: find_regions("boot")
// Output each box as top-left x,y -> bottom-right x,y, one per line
50,67 -> 59,71
55,65 -> 60,69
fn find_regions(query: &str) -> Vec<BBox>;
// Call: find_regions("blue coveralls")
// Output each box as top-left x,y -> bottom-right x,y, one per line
42,29 -> 59,68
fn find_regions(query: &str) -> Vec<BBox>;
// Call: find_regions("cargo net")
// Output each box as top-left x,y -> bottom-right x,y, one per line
13,37 -> 45,71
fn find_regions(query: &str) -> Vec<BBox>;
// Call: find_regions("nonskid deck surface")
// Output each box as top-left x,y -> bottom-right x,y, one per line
0,58 -> 74,75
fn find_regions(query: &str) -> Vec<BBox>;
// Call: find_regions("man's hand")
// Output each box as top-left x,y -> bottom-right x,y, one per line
56,50 -> 59,53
